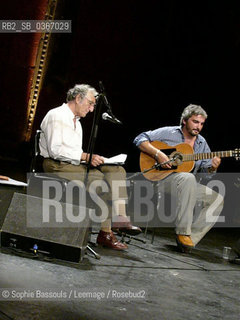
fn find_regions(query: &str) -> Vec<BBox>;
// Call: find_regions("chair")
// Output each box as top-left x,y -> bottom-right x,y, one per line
28,130 -> 69,199
127,177 -> 161,244
28,130 -> 100,260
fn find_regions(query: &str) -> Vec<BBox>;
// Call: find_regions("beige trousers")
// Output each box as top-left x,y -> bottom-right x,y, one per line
42,158 -> 128,232
159,172 -> 224,245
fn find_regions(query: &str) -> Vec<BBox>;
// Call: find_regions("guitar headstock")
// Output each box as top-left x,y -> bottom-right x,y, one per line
233,148 -> 240,160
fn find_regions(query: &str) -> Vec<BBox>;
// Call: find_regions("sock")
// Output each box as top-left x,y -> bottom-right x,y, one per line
100,218 -> 112,233
112,199 -> 127,218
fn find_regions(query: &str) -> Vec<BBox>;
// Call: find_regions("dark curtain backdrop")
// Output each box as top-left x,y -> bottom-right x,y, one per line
1,0 -> 240,173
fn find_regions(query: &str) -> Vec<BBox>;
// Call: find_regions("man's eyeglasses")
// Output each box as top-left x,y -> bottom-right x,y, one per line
85,97 -> 96,107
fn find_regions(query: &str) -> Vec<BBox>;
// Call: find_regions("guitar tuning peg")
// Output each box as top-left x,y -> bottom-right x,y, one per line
234,148 -> 240,160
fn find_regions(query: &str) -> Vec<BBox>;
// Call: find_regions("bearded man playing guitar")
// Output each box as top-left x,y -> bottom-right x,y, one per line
134,104 -> 224,253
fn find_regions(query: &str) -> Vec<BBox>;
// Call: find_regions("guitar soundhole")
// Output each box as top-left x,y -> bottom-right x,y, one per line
156,147 -> 178,171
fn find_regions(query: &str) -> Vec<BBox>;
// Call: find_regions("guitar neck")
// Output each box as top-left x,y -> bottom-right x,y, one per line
185,150 -> 234,161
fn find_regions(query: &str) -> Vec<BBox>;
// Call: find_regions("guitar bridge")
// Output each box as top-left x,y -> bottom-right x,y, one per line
155,162 -> 178,171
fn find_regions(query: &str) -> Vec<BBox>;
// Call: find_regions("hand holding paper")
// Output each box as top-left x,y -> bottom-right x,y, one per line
0,177 -> 27,187
0,175 -> 9,181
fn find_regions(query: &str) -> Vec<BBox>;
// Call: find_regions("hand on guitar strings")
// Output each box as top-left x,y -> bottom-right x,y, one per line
155,150 -> 172,169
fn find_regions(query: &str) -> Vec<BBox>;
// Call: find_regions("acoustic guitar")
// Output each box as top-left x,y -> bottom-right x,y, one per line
140,141 -> 240,181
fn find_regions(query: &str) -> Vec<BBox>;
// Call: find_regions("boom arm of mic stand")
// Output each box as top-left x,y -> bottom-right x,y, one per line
99,81 -> 113,115
127,158 -> 174,180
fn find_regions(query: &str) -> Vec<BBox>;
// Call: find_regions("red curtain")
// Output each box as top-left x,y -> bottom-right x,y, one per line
0,0 -> 49,157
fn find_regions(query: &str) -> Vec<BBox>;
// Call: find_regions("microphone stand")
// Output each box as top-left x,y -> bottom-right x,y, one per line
84,82 -> 113,259
85,82 -> 113,182
85,95 -> 104,184
127,157 -> 175,181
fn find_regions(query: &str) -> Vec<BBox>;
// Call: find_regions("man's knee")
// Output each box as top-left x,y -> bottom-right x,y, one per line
208,188 -> 224,208
104,165 -> 126,174
176,172 -> 197,187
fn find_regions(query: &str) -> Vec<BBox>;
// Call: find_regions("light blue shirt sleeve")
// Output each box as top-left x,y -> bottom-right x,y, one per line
133,127 -> 184,147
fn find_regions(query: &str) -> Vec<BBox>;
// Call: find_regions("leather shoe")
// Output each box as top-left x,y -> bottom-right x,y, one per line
176,235 -> 194,253
97,230 -> 128,250
112,215 -> 142,236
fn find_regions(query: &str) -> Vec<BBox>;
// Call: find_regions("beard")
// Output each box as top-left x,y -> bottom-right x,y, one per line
190,129 -> 199,136
185,124 -> 200,136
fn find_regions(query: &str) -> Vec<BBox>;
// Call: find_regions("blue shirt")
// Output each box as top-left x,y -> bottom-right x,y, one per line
133,126 -> 212,173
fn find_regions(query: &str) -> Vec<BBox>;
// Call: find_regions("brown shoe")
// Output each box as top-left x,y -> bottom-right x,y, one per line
112,215 -> 142,236
176,235 -> 194,253
97,230 -> 128,250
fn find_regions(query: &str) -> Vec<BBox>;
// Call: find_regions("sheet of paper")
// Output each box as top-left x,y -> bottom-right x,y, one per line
0,178 -> 28,187
103,154 -> 127,164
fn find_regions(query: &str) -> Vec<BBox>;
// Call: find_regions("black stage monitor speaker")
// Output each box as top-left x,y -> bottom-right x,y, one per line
0,192 -> 91,262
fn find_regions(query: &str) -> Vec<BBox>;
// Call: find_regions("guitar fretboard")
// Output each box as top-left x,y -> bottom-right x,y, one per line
184,151 -> 234,161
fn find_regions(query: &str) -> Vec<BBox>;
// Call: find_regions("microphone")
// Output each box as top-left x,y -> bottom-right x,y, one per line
102,112 -> 122,125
